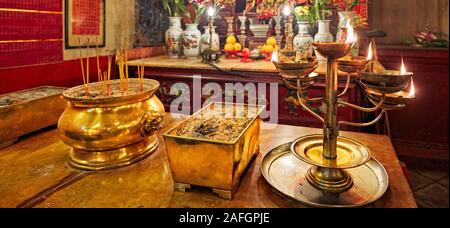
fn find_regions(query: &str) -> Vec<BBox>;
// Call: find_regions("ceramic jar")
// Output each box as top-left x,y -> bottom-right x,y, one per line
165,17 -> 183,58
201,26 -> 220,53
314,20 -> 334,61
182,23 -> 201,59
293,22 -> 314,58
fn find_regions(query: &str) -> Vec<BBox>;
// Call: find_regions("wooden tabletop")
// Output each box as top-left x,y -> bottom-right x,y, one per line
0,113 -> 416,208
127,55 -> 385,75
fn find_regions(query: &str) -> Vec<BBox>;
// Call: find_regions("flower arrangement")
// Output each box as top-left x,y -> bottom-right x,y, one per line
184,0 -> 208,24
162,0 -> 188,17
294,6 -> 311,22
216,0 -> 236,6
334,0 -> 359,12
310,0 -> 332,21
413,30 -> 449,48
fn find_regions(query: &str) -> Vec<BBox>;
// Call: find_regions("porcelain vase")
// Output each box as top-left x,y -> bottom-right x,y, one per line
182,24 -> 201,59
314,20 -> 334,62
165,17 -> 183,58
293,22 -> 314,58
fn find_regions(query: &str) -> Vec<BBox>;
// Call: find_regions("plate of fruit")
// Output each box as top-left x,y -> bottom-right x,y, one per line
223,35 -> 242,59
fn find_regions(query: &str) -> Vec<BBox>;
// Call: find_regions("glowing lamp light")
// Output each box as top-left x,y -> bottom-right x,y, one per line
366,42 -> 373,61
207,7 -> 215,17
409,78 -> 415,97
271,49 -> 278,63
283,5 -> 291,17
400,58 -> 407,75
345,21 -> 356,44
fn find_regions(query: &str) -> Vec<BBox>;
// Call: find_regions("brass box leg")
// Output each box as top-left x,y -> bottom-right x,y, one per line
212,188 -> 232,200
174,182 -> 191,192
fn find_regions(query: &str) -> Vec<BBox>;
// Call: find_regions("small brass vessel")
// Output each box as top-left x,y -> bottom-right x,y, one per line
58,79 -> 165,171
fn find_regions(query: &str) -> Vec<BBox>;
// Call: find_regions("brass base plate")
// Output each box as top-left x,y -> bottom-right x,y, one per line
291,134 -> 371,169
261,143 -> 389,208
68,136 -> 159,171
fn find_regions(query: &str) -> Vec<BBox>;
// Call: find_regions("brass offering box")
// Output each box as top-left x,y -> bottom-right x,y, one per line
0,86 -> 67,149
163,103 -> 264,199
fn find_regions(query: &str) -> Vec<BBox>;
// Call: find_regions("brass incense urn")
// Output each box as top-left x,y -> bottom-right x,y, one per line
58,79 -> 165,171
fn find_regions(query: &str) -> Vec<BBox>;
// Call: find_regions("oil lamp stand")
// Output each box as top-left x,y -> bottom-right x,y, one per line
266,43 -> 415,207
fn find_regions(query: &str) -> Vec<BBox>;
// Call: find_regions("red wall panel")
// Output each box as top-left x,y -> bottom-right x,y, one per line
0,56 -> 111,95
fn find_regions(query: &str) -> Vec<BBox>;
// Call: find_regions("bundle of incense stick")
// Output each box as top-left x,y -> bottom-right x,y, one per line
137,63 -> 145,92
116,49 -> 126,94
96,38 -> 103,94
116,39 -> 131,95
78,38 -> 90,95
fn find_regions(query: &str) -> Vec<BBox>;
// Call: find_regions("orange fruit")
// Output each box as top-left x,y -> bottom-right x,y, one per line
264,45 -> 274,53
226,36 -> 237,45
224,43 -> 234,52
234,43 -> 242,52
266,37 -> 277,47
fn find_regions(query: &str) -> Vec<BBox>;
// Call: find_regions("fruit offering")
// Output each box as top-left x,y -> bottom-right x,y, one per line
239,48 -> 252,63
260,37 -> 279,61
223,35 -> 242,59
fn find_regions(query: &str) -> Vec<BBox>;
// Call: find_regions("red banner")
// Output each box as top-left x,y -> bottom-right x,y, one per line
0,41 -> 63,69
0,0 -> 62,12
72,0 -> 100,35
0,11 -> 62,40
0,1 -> 62,69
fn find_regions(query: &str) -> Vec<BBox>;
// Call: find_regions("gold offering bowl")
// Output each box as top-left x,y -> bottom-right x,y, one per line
273,58 -> 319,89
312,42 -> 353,59
360,70 -> 413,88
366,86 -> 415,110
58,79 -> 165,171
338,56 -> 369,73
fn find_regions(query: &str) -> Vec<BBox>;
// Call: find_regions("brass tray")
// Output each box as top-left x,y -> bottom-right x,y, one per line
261,143 -> 389,208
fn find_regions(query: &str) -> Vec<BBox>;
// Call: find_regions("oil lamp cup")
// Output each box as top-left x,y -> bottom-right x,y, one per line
338,56 -> 369,74
58,79 -> 165,171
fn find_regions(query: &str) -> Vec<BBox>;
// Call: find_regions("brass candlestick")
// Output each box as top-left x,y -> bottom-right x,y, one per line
201,13 -> 221,63
267,42 -> 415,207
282,16 -> 295,56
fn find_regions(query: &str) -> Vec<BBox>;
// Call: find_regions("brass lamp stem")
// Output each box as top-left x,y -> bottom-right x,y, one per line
323,57 -> 339,159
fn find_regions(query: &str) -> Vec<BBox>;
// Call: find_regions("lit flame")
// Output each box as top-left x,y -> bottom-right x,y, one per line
283,5 -> 290,16
366,42 -> 373,61
401,58 -> 407,75
345,21 -> 356,44
207,7 -> 215,17
271,49 -> 278,62
409,77 -> 415,97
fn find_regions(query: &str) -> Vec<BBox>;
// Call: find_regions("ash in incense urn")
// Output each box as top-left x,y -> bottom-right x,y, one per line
58,79 -> 165,171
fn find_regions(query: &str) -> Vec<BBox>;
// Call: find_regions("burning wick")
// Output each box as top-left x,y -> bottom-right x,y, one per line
400,58 -> 407,75
367,42 -> 374,72
345,21 -> 356,44
409,78 -> 415,97
271,49 -> 278,63
207,7 -> 215,17
283,5 -> 291,17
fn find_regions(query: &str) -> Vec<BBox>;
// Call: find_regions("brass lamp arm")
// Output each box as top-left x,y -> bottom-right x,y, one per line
337,74 -> 351,98
338,94 -> 386,113
338,110 -> 386,128
287,78 -> 323,102
296,79 -> 325,123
